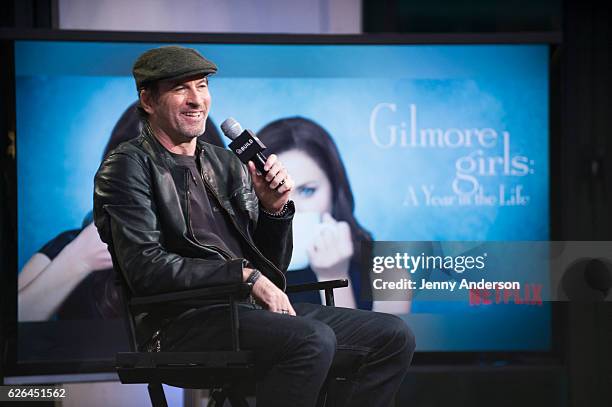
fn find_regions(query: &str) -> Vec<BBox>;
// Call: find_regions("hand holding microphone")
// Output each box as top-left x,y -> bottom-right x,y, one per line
221,118 -> 294,213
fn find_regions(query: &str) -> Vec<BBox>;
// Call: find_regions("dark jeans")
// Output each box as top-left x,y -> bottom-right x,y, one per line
161,303 -> 415,407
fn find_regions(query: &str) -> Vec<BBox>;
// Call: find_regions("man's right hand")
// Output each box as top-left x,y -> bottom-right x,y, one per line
243,268 -> 296,316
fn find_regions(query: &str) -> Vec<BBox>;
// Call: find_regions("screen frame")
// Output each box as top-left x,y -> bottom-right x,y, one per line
0,28 -> 563,377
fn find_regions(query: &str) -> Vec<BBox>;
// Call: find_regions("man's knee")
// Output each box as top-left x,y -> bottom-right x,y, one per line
306,321 -> 337,361
395,317 -> 416,363
375,314 -> 416,363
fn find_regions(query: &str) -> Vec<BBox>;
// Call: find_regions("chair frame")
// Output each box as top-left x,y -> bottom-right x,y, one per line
115,272 -> 349,407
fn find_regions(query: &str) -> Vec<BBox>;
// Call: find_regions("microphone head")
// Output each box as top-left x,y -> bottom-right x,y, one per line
220,117 -> 244,140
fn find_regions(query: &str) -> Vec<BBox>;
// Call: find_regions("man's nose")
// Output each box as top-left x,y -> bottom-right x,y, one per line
186,87 -> 205,107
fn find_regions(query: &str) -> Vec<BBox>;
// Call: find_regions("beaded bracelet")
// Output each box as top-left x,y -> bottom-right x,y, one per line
260,202 -> 289,217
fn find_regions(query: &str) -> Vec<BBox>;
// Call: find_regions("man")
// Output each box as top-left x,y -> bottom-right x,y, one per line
94,45 -> 415,407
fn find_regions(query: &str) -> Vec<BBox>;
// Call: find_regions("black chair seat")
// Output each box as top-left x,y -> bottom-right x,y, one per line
117,351 -> 255,388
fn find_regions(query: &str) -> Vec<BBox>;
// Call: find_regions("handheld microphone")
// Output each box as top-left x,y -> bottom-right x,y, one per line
220,117 -> 268,174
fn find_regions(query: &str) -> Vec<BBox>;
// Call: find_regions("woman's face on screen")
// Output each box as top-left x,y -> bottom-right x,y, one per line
278,149 -> 332,214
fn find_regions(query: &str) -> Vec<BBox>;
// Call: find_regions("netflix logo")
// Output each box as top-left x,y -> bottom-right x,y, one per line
469,283 -> 543,306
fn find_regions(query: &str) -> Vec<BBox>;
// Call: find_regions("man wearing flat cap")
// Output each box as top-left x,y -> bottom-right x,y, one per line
94,45 -> 414,407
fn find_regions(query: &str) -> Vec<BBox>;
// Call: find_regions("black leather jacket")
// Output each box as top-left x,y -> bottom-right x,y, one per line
93,128 -> 293,344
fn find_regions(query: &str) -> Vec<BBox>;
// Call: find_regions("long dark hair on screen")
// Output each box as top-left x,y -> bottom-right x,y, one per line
257,117 -> 373,260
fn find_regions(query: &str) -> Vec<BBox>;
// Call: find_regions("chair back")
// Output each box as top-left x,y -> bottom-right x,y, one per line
103,219 -> 140,352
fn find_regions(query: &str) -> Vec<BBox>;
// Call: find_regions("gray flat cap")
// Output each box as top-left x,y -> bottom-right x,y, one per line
132,45 -> 217,90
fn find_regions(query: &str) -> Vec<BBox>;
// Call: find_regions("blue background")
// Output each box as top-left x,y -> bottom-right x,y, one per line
15,40 -> 550,351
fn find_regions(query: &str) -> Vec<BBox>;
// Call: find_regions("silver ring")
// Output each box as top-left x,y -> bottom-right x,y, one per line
280,309 -> 289,314
278,179 -> 286,187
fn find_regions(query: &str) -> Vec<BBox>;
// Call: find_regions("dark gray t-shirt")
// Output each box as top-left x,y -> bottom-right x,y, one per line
170,151 -> 246,260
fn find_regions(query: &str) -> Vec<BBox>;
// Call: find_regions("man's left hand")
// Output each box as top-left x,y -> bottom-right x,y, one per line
248,154 -> 294,213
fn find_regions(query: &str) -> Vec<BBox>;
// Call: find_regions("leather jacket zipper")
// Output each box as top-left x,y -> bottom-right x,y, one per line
184,169 -> 233,261
199,166 -> 287,291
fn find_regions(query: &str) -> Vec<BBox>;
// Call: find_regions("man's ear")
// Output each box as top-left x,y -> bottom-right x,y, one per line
139,89 -> 155,115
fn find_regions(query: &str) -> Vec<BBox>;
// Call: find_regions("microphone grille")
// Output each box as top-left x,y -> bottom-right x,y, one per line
220,117 -> 243,140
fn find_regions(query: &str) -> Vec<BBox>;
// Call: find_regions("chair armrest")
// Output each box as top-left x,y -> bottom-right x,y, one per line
285,279 -> 348,294
130,282 -> 253,308
286,279 -> 349,307
129,282 -> 253,352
